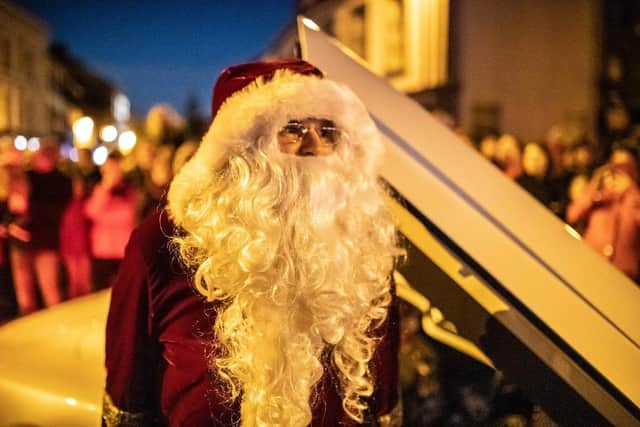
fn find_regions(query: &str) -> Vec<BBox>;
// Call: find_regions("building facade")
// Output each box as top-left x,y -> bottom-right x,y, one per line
455,0 -> 600,142
269,0 -> 603,142
0,0 -> 50,136
1,1 -> 123,144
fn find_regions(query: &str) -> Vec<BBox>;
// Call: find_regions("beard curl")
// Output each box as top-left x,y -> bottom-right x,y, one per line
173,137 -> 402,426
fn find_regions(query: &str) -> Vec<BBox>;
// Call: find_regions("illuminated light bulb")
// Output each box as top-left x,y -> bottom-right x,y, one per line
27,137 -> 40,152
301,17 -> 320,31
14,135 -> 27,151
72,116 -> 95,148
113,93 -> 130,123
100,125 -> 118,143
117,130 -> 137,154
69,147 -> 79,162
92,145 -> 109,166
60,144 -> 69,158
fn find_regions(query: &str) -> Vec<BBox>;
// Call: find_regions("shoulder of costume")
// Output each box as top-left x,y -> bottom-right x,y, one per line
130,209 -> 178,265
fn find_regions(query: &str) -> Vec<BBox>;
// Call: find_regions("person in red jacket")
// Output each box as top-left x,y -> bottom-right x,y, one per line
85,151 -> 140,290
103,59 -> 404,426
566,148 -> 640,281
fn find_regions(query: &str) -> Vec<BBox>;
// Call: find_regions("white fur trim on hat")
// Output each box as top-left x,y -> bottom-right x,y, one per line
167,70 -> 383,226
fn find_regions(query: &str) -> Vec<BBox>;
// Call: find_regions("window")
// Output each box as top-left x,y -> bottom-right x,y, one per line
0,81 -> 9,130
0,35 -> 10,71
21,47 -> 34,79
9,86 -> 21,130
334,0 -> 450,92
382,0 -> 405,77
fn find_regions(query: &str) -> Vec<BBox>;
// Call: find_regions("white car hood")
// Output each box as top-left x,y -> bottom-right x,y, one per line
0,290 -> 110,426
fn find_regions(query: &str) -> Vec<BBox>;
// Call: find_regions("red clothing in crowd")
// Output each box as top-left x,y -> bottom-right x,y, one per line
104,210 -> 400,426
60,193 -> 92,298
567,185 -> 640,280
85,181 -> 139,260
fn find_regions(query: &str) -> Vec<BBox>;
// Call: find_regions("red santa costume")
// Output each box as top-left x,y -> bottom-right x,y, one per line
103,59 -> 403,426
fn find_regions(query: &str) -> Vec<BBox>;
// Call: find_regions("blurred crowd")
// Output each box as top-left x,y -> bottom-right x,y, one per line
466,123 -> 640,284
0,137 -> 198,319
0,115 -> 638,321
0,120 -> 635,427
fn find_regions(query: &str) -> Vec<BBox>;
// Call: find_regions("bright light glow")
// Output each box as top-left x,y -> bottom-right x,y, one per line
27,137 -> 40,152
72,116 -> 95,148
100,125 -> 118,142
301,17 -> 320,31
69,147 -> 79,162
14,135 -> 27,151
64,397 -> 78,406
564,224 -> 581,240
113,93 -> 131,123
117,130 -> 137,154
60,143 -> 73,159
92,146 -> 109,166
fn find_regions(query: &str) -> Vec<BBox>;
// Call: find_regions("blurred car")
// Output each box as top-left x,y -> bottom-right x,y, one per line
0,290 -> 109,426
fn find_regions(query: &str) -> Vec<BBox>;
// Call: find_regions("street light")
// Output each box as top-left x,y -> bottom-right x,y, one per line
13,135 -> 27,151
72,116 -> 95,149
27,137 -> 40,152
117,130 -> 137,154
100,125 -> 118,143
92,145 -> 109,166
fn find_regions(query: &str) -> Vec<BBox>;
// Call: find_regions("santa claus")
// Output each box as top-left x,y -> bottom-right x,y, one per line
103,59 -> 403,427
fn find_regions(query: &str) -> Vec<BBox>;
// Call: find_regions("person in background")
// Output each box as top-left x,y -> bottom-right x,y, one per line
85,151 -> 140,290
139,144 -> 175,217
128,139 -> 155,189
516,142 -> 551,206
566,142 -> 597,208
60,171 -> 93,298
171,140 -> 198,176
545,126 -> 573,217
478,134 -> 498,164
0,142 -> 18,318
13,142 -> 72,313
566,142 -> 596,177
2,146 -> 31,315
76,147 -> 102,187
566,148 -> 640,282
494,134 -> 523,180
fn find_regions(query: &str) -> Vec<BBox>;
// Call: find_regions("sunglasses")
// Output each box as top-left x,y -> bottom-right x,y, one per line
279,120 -> 342,144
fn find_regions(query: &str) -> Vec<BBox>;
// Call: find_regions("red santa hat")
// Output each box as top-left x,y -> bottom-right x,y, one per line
167,58 -> 383,226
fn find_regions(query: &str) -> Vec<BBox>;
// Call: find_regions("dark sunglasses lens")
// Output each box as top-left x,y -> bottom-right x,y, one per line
282,124 -> 305,138
320,127 -> 339,143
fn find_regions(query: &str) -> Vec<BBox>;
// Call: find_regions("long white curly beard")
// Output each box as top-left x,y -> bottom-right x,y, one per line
174,142 -> 399,427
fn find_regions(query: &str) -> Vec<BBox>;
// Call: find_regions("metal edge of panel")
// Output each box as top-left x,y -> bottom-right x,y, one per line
390,188 -> 639,426
379,127 -> 640,423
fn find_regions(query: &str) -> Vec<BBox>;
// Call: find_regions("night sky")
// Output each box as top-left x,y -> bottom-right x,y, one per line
15,0 -> 297,116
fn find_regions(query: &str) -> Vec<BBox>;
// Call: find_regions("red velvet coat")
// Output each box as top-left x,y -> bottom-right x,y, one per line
104,209 -> 400,426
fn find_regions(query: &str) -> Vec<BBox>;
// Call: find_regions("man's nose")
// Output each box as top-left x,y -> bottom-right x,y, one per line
298,127 -> 322,156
